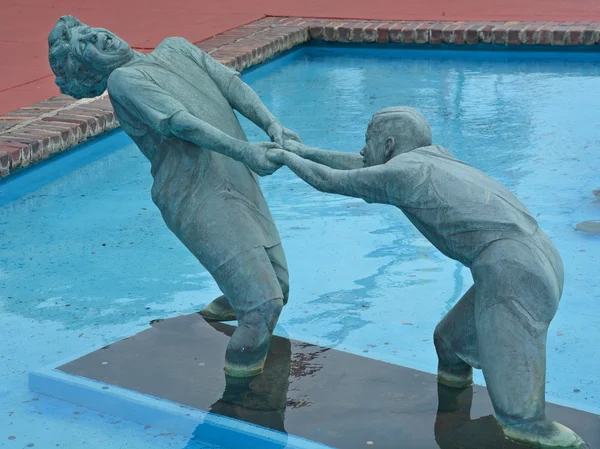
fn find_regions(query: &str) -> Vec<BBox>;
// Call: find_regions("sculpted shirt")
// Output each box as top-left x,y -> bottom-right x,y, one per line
348,145 -> 541,267
107,37 -> 281,272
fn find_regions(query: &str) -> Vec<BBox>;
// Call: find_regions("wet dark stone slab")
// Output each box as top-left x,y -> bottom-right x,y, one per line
59,313 -> 600,449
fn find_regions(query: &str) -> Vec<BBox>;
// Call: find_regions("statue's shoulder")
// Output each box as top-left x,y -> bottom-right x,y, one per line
107,66 -> 139,91
107,66 -> 153,102
415,145 -> 458,160
154,37 -> 210,67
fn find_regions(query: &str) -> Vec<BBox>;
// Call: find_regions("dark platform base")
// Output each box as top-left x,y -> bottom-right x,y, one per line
52,313 -> 599,449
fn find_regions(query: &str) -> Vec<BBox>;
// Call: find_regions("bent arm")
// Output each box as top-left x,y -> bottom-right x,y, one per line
168,110 -> 248,159
184,41 -> 277,133
225,76 -> 277,133
276,151 -> 393,204
169,110 -> 281,176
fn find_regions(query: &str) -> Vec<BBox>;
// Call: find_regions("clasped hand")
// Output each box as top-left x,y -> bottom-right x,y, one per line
244,123 -> 303,176
264,139 -> 312,166
243,141 -> 284,176
267,122 -> 302,147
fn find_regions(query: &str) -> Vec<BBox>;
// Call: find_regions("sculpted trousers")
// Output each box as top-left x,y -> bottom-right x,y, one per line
434,229 -> 564,424
211,243 -> 290,319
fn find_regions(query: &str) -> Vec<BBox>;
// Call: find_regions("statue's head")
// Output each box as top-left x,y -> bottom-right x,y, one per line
360,107 -> 432,167
48,16 -> 134,99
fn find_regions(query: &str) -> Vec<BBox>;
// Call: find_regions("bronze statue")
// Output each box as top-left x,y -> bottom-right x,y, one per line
268,107 -> 587,449
48,16 -> 300,377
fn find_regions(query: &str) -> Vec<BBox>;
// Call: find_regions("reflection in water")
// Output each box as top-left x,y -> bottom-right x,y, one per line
185,321 -> 292,448
435,385 -> 493,448
435,384 -> 524,449
180,319 -> 542,449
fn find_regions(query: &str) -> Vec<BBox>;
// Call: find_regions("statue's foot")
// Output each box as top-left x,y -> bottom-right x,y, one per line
437,365 -> 473,389
500,417 -> 589,449
224,299 -> 283,378
199,295 -> 237,322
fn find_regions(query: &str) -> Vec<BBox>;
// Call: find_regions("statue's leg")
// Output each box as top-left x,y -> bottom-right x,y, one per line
199,243 -> 289,321
207,322 -> 291,433
212,246 -> 285,378
434,285 -> 479,388
471,239 -> 587,449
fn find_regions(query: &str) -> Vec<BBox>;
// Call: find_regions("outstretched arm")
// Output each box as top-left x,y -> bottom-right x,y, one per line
107,68 -> 281,176
184,40 -> 301,144
168,111 -> 281,176
267,149 -> 394,204
223,74 -> 301,145
283,140 -> 363,170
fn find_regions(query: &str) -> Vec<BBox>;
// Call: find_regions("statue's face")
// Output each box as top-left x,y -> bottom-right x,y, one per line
360,123 -> 388,167
69,25 -> 133,75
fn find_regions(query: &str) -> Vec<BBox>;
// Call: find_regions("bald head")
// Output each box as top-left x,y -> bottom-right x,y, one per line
360,107 -> 432,167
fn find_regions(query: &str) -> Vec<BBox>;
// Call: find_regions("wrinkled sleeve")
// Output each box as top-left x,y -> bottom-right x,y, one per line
107,67 -> 188,136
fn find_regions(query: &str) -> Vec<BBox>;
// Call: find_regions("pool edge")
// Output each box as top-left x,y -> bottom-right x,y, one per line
28,347 -> 334,449
28,329 -> 600,428
2,17 -> 600,178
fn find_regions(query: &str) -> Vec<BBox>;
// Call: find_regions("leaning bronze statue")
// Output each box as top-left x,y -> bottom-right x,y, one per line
267,107 -> 588,449
48,16 -> 300,378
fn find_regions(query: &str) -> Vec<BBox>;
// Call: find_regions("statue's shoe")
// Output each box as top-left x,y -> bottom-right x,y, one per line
199,295 -> 237,322
224,299 -> 283,378
501,418 -> 589,449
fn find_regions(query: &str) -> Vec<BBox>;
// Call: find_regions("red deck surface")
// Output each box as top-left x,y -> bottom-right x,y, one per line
1,0 -> 598,115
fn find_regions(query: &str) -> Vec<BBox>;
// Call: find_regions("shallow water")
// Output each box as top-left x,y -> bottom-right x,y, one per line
1,44 -> 599,447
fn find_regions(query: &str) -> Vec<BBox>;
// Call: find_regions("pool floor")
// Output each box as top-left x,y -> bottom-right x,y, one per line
1,44 -> 599,447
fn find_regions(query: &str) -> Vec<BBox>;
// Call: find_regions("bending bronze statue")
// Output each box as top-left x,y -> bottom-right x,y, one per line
267,107 -> 588,449
48,16 -> 299,378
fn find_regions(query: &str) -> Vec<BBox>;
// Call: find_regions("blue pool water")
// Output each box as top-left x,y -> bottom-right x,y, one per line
1,44 -> 599,447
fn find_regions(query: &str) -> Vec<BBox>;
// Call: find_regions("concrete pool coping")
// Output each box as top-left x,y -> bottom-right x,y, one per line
1,16 -> 600,178
29,357 -> 333,449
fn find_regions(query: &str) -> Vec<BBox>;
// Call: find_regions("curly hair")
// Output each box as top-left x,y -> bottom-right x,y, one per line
48,16 -> 107,99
